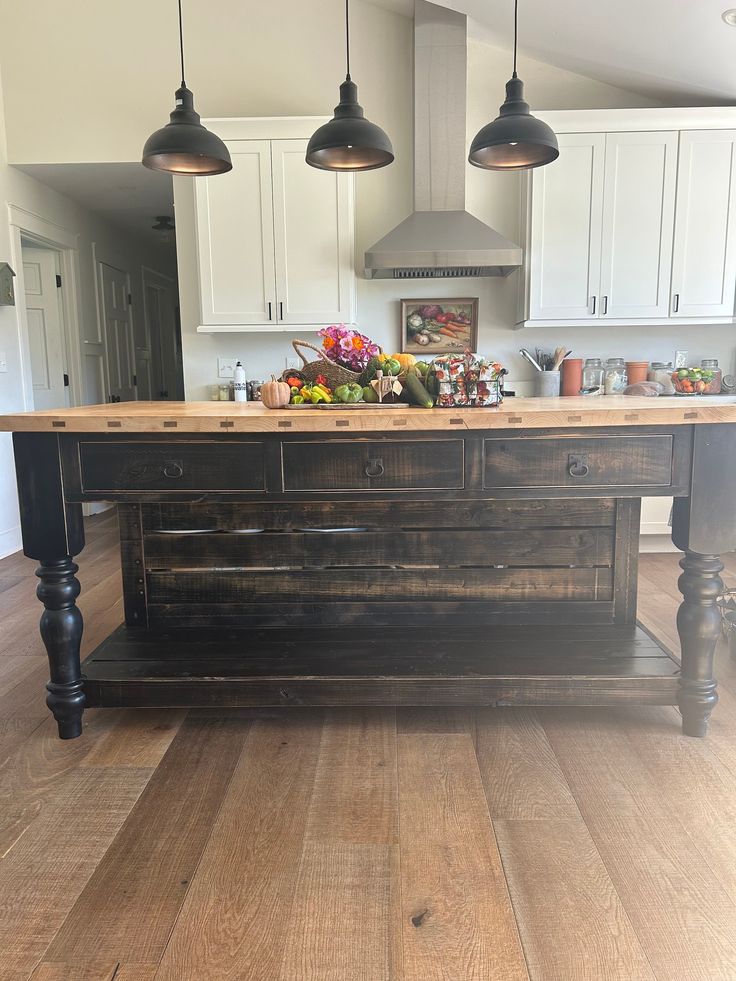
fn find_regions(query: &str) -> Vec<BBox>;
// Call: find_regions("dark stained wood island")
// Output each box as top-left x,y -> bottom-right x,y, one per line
3,397 -> 735,739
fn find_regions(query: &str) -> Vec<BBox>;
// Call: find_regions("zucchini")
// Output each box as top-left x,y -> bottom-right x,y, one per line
401,371 -> 434,408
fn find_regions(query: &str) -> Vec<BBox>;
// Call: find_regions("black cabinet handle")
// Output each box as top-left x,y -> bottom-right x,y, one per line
162,461 -> 184,479
279,301 -> 284,321
568,454 -> 589,478
365,458 -> 385,478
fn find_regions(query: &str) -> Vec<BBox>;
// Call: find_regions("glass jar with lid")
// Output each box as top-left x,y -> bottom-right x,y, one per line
582,358 -> 604,392
648,361 -> 675,394
701,359 -> 722,394
604,358 -> 627,395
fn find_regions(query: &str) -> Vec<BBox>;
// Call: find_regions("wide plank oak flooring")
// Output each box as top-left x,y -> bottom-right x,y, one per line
0,510 -> 735,979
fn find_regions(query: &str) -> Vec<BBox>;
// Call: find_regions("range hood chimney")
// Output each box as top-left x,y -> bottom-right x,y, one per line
364,0 -> 522,280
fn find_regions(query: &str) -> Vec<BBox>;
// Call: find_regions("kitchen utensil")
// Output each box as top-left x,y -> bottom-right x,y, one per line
519,348 -> 542,371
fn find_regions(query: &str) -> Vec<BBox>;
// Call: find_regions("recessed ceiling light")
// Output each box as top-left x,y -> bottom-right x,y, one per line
722,8 -> 736,26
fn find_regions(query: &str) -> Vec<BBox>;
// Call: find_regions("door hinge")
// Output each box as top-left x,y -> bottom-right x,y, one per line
56,274 -> 62,288
63,373 -> 69,387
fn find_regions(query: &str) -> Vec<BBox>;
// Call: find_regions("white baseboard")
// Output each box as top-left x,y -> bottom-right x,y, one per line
0,524 -> 22,560
639,534 -> 679,553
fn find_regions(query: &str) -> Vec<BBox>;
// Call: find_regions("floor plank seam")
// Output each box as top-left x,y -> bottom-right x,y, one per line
147,712 -> 254,978
470,736 -> 532,981
391,707 -> 404,981
536,713 -> 664,981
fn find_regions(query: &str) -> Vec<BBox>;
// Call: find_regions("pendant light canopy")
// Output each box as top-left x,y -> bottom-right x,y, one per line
468,0 -> 558,171
306,0 -> 394,172
142,0 -> 232,176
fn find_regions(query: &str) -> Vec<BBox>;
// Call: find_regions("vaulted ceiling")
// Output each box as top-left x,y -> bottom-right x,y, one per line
369,0 -> 736,104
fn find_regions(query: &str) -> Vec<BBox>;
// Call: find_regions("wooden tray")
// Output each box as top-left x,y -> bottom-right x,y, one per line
284,401 -> 408,409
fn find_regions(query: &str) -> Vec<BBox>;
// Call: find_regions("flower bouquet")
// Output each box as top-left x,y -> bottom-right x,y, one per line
291,325 -> 381,390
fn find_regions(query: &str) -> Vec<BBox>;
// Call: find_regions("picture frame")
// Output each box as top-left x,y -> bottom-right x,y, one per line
401,298 -> 479,354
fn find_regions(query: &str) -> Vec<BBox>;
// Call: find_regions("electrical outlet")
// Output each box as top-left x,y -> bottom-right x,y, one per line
218,357 -> 237,379
285,356 -> 300,370
0,352 -> 6,373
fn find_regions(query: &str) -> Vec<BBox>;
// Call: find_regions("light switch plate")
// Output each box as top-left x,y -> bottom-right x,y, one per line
218,357 -> 237,379
0,352 -> 6,373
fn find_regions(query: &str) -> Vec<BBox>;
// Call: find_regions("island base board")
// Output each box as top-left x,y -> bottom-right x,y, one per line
81,623 -> 680,709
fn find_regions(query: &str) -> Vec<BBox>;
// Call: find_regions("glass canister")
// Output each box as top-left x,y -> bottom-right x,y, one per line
604,358 -> 628,394
701,359 -> 722,394
582,358 -> 604,392
648,361 -> 675,394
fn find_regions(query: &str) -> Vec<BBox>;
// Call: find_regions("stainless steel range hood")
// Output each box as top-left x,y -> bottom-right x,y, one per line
364,0 -> 522,280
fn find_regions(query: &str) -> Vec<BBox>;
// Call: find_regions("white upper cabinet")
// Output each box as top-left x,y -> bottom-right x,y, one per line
194,125 -> 355,331
599,131 -> 677,319
271,139 -> 355,327
528,133 -> 605,320
195,141 -> 277,327
519,108 -> 736,327
670,130 -> 736,318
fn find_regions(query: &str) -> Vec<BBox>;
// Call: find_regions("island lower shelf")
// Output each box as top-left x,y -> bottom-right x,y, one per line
81,623 -> 680,708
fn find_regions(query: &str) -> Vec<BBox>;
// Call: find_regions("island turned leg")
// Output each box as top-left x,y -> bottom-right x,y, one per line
677,552 -> 723,737
36,557 -> 85,739
12,432 -> 86,738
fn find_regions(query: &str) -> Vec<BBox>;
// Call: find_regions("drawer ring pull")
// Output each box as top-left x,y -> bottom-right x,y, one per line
568,454 -> 589,478
365,458 -> 385,479
162,461 -> 184,479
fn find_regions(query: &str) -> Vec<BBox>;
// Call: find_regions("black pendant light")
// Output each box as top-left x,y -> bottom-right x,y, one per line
306,0 -> 394,172
468,0 -> 558,171
142,0 -> 232,176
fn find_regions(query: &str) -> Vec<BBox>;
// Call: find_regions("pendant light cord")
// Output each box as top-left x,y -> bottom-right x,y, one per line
512,0 -> 518,78
178,0 -> 186,87
345,0 -> 351,80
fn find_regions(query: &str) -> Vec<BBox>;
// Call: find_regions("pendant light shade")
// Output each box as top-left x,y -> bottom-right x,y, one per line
142,0 -> 231,176
468,0 -> 558,171
306,0 -> 394,172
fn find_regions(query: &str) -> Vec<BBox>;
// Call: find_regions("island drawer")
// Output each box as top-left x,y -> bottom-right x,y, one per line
78,440 -> 266,493
281,438 -> 464,491
483,435 -> 675,490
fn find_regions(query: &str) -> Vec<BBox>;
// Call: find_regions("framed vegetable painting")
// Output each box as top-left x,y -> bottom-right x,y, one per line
401,298 -> 479,354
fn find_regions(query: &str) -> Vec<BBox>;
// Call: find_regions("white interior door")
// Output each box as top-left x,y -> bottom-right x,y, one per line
195,139 -> 277,326
22,246 -> 68,410
528,133 -> 605,320
670,130 -> 736,319
271,139 -> 355,326
599,131 -> 678,319
99,262 -> 136,402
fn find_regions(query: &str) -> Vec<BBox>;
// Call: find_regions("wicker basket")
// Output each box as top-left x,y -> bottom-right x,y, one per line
291,339 -> 365,388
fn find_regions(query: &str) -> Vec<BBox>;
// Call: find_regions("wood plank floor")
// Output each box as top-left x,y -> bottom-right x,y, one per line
1,509 -> 736,980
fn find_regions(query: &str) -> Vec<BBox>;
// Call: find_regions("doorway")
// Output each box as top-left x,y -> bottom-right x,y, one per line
20,239 -> 70,411
97,261 -> 137,403
142,267 -> 184,400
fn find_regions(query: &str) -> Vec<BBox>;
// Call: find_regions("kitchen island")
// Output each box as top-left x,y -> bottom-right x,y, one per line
3,397 -> 735,739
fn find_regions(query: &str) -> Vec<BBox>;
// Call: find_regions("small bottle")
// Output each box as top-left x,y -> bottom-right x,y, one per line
701,359 -> 722,394
233,361 -> 248,402
604,358 -> 627,395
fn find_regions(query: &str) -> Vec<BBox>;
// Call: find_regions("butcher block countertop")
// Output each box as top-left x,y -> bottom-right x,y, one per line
3,396 -> 736,433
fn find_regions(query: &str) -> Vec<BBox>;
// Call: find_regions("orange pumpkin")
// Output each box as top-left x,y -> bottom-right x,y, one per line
392,353 -> 417,373
261,375 -> 291,409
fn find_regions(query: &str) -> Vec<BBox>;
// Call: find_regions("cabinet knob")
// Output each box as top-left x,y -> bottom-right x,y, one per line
568,454 -> 590,478
364,457 -> 385,479
162,461 -> 184,479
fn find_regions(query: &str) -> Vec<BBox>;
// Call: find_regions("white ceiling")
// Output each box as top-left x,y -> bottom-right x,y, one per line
370,0 -> 736,104
14,162 -> 175,249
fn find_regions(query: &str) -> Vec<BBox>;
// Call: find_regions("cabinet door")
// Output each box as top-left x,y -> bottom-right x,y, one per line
528,133 -> 605,320
671,130 -> 736,318
599,131 -> 677,319
271,139 -> 355,326
195,140 -> 277,326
